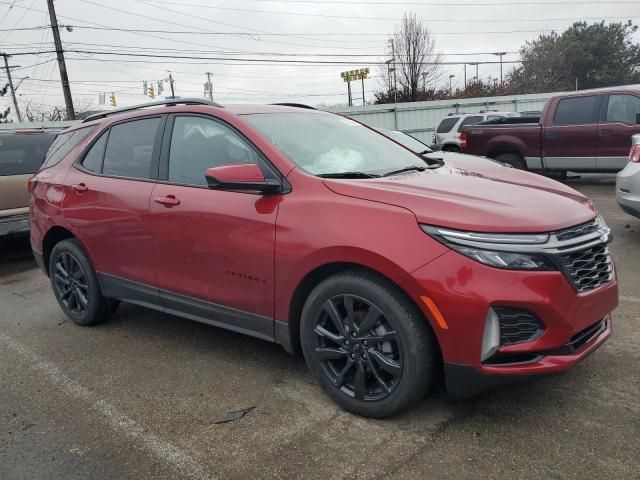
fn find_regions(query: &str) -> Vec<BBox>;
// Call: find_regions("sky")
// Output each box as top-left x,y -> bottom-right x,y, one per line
0,0 -> 639,119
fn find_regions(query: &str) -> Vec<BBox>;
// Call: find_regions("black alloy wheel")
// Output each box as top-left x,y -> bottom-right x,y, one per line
53,252 -> 89,314
313,294 -> 403,401
301,271 -> 435,418
49,239 -> 119,326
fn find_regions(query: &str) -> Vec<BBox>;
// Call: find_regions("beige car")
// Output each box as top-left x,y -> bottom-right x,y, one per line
0,129 -> 59,237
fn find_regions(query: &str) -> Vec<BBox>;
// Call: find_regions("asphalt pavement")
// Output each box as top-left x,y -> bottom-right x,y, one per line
1,174 -> 638,480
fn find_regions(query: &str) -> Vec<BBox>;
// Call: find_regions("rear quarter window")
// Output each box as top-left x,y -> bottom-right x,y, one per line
41,126 -> 94,170
437,117 -> 459,133
0,132 -> 57,176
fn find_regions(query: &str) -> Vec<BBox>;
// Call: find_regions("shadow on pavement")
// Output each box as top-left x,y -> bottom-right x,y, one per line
0,234 -> 36,277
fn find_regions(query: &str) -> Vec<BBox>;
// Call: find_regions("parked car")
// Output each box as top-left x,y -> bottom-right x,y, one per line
0,128 -> 60,238
378,128 -> 512,170
616,133 -> 640,218
30,99 -> 618,418
461,86 -> 640,174
433,111 -> 521,152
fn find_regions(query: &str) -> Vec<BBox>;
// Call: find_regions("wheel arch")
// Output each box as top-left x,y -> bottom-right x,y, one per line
41,226 -> 77,276
280,261 -> 441,363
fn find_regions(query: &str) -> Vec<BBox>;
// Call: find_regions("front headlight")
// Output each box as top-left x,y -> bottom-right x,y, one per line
421,225 -> 557,271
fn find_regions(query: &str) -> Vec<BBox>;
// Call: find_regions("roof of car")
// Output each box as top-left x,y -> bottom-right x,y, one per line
224,104 -> 323,115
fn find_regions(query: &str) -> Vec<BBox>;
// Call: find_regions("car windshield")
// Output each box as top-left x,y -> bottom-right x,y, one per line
245,112 -> 427,176
381,130 -> 432,154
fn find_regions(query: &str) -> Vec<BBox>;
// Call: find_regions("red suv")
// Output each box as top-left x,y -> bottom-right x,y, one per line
30,100 -> 618,418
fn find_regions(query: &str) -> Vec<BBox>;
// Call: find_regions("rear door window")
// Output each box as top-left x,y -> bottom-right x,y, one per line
102,117 -> 161,179
457,115 -> 484,132
0,132 -> 57,176
604,94 -> 640,124
553,96 -> 598,125
436,117 -> 458,133
41,126 -> 93,169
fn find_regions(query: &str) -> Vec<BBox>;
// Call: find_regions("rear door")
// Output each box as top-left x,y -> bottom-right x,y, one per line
63,116 -> 165,295
597,93 -> 640,170
543,95 -> 600,170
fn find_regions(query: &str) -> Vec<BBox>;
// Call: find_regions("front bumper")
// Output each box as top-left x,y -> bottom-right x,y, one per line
616,161 -> 640,219
0,213 -> 29,237
445,315 -> 611,398
399,250 -> 618,398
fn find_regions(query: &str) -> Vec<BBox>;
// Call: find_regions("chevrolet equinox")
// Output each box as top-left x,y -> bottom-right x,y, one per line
30,100 -> 618,418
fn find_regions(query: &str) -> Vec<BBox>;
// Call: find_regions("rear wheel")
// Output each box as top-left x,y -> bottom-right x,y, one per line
49,239 -> 118,326
495,152 -> 526,169
300,271 -> 436,418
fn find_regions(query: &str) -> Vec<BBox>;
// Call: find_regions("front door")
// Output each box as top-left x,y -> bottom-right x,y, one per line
597,93 -> 640,170
150,114 -> 281,338
542,94 -> 600,170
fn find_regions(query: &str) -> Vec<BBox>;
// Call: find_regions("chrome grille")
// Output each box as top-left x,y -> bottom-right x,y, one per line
559,243 -> 613,292
555,220 -> 599,241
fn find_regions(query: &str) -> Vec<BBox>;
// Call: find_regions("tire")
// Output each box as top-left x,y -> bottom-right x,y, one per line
442,145 -> 461,153
49,239 -> 119,326
300,270 -> 436,418
495,152 -> 526,169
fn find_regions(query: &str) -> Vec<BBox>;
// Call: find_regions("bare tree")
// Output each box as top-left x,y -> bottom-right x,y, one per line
379,13 -> 442,102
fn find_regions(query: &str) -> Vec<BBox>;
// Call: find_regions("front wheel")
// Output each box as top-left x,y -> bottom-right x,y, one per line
300,271 -> 436,418
49,239 -> 119,326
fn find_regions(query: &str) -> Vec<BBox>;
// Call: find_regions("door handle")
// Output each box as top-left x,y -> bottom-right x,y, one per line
71,183 -> 88,193
545,130 -> 558,139
154,195 -> 180,207
599,129 -> 611,135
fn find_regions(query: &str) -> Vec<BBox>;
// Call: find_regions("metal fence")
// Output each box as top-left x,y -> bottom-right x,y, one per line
328,91 -> 555,144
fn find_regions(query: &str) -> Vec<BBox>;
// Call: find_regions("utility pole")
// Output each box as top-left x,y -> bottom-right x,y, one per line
205,72 -> 213,101
168,72 -> 175,97
47,0 -> 74,119
463,64 -> 467,89
391,39 -> 398,105
2,54 -> 22,122
493,52 -> 506,85
448,74 -> 455,93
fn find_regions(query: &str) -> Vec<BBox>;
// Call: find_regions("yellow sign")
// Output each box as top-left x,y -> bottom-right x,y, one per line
340,68 -> 370,82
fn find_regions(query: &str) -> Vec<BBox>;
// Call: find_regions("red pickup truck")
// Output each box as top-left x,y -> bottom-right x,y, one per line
461,86 -> 640,174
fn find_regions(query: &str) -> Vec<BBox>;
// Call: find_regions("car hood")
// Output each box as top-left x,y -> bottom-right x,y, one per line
322,162 -> 595,233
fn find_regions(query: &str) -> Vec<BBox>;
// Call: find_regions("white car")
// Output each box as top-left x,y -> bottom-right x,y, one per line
616,133 -> 640,219
433,111 -> 521,152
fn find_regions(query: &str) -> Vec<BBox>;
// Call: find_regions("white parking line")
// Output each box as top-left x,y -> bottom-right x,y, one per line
621,295 -> 640,304
0,334 -> 215,480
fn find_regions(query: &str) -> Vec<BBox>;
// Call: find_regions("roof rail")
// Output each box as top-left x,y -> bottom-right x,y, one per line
270,102 -> 317,110
82,98 -> 224,123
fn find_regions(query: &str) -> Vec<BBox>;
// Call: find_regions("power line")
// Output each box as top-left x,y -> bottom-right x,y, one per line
8,48 -> 524,66
143,0 -> 640,22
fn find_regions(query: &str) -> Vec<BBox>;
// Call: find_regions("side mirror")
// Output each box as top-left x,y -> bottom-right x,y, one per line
204,164 -> 282,194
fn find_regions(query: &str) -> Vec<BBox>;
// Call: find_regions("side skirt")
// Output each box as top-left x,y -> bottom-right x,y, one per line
98,273 -> 279,344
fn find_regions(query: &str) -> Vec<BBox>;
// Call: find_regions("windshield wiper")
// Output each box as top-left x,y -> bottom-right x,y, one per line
318,172 -> 381,178
383,166 -> 427,177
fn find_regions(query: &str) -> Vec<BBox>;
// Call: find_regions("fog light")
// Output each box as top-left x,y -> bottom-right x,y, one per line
481,308 -> 500,361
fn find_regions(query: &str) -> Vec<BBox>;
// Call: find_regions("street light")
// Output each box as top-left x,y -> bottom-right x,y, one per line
493,52 -> 506,85
448,74 -> 455,92
14,76 -> 29,93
